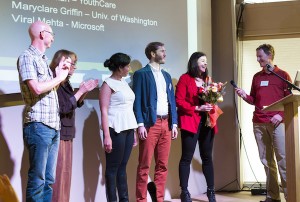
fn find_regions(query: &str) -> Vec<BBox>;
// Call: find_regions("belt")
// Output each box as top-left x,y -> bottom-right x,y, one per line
157,114 -> 169,120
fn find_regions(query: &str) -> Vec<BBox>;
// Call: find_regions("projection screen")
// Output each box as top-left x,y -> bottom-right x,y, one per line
0,0 -> 188,94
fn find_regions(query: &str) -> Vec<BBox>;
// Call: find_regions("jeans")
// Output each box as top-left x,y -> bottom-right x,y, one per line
105,128 -> 134,202
23,122 -> 60,202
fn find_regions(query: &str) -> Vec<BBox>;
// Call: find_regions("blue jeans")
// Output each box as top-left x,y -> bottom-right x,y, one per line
23,122 -> 60,202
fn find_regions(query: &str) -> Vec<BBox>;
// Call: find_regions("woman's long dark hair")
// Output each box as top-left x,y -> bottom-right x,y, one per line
187,52 -> 208,80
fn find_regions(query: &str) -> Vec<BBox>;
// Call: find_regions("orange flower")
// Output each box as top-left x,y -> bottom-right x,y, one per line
199,81 -> 227,105
198,81 -> 227,128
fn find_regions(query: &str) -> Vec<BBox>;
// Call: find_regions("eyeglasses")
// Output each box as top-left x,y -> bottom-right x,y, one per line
42,30 -> 55,37
70,63 -> 77,68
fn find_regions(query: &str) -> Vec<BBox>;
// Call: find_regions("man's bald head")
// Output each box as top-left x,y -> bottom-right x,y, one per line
28,21 -> 50,40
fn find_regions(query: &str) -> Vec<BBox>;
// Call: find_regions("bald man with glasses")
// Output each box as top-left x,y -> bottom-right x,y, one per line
17,21 -> 70,202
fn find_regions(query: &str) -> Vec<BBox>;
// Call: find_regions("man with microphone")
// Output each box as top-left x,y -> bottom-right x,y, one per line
233,44 -> 292,202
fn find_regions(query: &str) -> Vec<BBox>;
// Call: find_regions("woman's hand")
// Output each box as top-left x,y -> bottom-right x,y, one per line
195,103 -> 214,112
103,135 -> 112,153
133,130 -> 138,147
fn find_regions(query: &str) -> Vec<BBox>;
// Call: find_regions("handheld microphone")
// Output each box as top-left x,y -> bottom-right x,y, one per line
230,80 -> 238,88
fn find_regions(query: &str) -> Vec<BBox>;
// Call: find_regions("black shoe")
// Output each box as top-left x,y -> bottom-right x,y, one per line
180,190 -> 192,202
260,198 -> 281,202
147,181 -> 157,202
207,188 -> 216,202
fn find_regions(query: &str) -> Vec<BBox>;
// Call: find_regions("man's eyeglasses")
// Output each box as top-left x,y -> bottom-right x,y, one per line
41,30 -> 55,37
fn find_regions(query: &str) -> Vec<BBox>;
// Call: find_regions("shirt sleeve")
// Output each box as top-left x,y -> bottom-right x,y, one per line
18,53 -> 38,82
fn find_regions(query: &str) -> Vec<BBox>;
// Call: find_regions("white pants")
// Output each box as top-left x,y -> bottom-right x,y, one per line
253,123 -> 287,200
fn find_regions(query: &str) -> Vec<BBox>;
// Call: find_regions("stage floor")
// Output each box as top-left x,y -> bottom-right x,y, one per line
169,191 -> 286,202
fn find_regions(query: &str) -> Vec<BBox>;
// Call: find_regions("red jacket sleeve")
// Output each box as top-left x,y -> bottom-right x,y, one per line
175,74 -> 196,116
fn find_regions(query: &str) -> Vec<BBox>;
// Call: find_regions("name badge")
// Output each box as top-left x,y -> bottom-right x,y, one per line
260,81 -> 269,86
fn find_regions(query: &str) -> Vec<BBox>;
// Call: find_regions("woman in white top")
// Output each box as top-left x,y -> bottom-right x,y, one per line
99,53 -> 137,202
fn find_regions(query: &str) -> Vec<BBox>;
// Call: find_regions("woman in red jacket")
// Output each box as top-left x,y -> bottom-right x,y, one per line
175,52 -> 217,202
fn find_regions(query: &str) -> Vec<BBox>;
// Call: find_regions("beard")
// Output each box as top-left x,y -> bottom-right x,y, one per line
154,56 -> 165,64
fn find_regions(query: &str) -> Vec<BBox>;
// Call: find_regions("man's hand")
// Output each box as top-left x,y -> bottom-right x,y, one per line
171,126 -> 178,140
235,88 -> 247,99
271,114 -> 283,127
138,126 -> 148,140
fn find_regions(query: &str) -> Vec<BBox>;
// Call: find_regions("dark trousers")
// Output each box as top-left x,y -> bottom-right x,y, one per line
105,128 -> 134,202
179,121 -> 215,190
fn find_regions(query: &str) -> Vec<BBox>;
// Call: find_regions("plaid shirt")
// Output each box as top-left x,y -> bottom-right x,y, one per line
17,45 -> 60,130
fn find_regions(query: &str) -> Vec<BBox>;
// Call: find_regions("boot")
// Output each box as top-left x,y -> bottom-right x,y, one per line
207,188 -> 216,202
105,176 -> 117,202
117,175 -> 129,202
180,190 -> 192,202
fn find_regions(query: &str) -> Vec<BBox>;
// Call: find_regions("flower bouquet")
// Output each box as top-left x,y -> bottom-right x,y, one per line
198,81 -> 227,127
